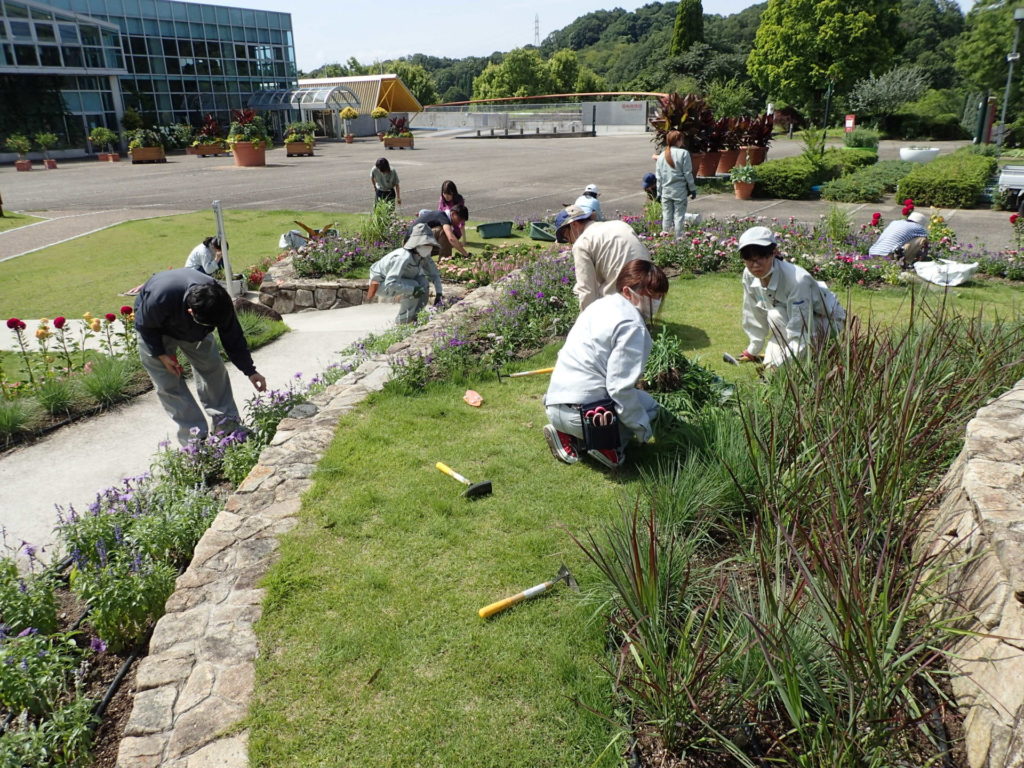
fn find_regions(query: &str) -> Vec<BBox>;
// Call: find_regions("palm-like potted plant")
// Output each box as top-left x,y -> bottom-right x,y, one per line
371,107 -> 388,139
227,109 -> 272,167
715,117 -> 742,175
730,162 -> 757,200
89,126 -> 120,161
339,107 -> 359,143
284,121 -> 316,157
383,116 -> 414,150
740,113 -> 774,165
126,128 -> 166,164
5,134 -> 33,171
190,114 -> 228,156
34,132 -> 59,169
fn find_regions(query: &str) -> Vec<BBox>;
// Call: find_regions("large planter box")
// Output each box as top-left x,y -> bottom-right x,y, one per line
383,136 -> 414,150
97,152 -> 120,162
130,146 -> 166,164
14,159 -> 32,171
286,141 -> 314,157
188,144 -> 229,157
232,141 -> 267,167
476,221 -> 513,239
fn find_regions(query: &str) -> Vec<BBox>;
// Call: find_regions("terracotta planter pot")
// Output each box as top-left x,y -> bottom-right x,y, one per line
285,141 -> 314,157
716,149 -> 739,175
377,132 -> 385,141
344,135 -> 354,144
232,141 -> 266,167
98,152 -> 120,162
698,151 -> 721,177
740,146 -> 767,165
383,136 -> 414,150
733,181 -> 755,200
130,146 -> 166,164
43,158 -> 57,169
14,159 -> 32,171
689,152 -> 705,177
189,144 -> 228,156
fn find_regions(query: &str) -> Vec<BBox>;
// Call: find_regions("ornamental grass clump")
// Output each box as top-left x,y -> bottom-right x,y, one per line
77,355 -> 137,406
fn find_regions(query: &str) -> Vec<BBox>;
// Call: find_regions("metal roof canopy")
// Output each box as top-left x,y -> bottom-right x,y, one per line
296,74 -> 422,113
247,85 -> 359,111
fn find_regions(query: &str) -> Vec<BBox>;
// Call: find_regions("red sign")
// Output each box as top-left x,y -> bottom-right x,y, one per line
845,114 -> 856,132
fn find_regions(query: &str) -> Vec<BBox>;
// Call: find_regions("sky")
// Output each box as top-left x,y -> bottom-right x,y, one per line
206,0 -> 979,74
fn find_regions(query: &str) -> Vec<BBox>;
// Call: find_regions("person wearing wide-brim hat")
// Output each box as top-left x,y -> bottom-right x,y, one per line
366,223 -> 443,324
554,204 -> 650,312
735,226 -> 846,369
868,209 -> 930,269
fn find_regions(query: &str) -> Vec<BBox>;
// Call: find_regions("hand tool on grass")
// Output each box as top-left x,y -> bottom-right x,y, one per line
478,565 -> 578,619
507,367 -> 554,378
435,462 -> 492,499
722,352 -> 739,366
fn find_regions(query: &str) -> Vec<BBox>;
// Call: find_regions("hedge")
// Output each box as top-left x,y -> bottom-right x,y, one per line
756,148 -> 878,200
821,160 -> 916,203
896,150 -> 997,208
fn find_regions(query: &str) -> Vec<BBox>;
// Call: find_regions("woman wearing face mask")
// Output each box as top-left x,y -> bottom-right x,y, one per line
543,259 -> 668,469
365,223 -> 443,324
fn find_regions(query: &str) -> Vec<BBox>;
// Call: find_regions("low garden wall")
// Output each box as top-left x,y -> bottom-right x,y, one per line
257,256 -> 368,314
116,265 -> 1024,766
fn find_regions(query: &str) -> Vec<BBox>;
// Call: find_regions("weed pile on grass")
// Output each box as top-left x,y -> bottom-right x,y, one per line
577,295 -> 1024,766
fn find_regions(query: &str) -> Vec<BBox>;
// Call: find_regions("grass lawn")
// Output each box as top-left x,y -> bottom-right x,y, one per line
0,211 -> 44,233
250,268 -> 1023,767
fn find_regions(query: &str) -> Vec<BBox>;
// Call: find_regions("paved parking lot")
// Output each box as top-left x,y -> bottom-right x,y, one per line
0,131 -> 1012,254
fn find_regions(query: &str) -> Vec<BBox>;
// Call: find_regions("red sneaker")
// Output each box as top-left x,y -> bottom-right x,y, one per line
543,424 -> 579,464
588,447 -> 625,469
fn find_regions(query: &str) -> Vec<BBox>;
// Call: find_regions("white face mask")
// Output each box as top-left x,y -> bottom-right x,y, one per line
625,288 -> 661,321
416,245 -> 433,258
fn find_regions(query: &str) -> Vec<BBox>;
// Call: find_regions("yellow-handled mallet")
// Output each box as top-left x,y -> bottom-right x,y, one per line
478,565 -> 578,619
435,462 -> 492,499
507,366 -> 554,378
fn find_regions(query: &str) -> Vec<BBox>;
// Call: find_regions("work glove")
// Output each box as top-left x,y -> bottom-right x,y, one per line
412,286 -> 425,298
433,293 -> 443,306
688,189 -> 698,200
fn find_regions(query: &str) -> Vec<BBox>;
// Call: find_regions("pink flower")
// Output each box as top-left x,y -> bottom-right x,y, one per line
53,316 -> 66,329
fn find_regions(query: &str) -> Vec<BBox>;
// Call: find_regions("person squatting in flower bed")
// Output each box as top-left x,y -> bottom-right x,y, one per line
734,226 -> 846,369
366,223 -> 443,324
542,259 -> 668,470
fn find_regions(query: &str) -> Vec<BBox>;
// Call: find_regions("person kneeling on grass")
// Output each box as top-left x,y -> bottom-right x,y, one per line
543,259 -> 668,470
735,226 -> 846,369
366,223 -> 443,324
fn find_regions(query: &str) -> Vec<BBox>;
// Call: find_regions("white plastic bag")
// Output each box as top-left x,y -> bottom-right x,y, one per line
913,259 -> 979,287
278,229 -> 307,250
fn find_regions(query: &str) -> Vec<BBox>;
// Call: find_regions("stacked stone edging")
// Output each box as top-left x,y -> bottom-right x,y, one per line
922,379 -> 1024,768
115,280 -> 504,767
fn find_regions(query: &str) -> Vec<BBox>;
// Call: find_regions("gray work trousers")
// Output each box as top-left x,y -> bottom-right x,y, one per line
382,276 -> 428,324
139,334 -> 242,445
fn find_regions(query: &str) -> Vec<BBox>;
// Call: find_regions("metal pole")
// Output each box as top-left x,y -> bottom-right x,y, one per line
998,13 -> 1024,150
976,91 -> 990,144
211,200 -> 238,298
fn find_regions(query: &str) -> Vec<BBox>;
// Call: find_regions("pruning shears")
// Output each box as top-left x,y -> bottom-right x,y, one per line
585,406 -> 616,427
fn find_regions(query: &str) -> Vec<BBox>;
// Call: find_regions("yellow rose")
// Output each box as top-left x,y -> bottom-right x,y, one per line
83,312 -> 93,320
90,319 -> 101,332
35,328 -> 51,340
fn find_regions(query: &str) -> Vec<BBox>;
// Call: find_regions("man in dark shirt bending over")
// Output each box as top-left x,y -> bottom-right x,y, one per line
134,269 -> 267,445
409,205 -> 470,259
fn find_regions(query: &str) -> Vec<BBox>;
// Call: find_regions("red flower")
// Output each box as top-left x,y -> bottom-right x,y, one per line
903,198 -> 914,206
6,318 -> 25,331
53,316 -> 66,329
901,205 -> 914,216
120,305 -> 133,315
104,312 -> 116,322
870,212 -> 881,226
1012,214 -> 1019,224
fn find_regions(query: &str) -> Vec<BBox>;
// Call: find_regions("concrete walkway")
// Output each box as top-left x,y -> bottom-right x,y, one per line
0,301 -> 396,561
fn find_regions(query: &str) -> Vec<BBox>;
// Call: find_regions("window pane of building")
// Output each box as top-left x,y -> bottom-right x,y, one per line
35,22 -> 56,41
9,20 -> 31,38
61,45 -> 82,66
39,44 -> 61,65
57,23 -> 78,42
14,43 -> 38,64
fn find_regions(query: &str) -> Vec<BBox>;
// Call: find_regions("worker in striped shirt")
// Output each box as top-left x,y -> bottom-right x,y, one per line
868,211 -> 929,269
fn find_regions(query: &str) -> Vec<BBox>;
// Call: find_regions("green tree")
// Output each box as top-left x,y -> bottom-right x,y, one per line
472,49 -> 554,100
898,0 -> 963,90
670,0 -> 704,56
955,1 -> 1022,93
384,60 -> 439,106
747,0 -> 900,115
547,49 -> 581,94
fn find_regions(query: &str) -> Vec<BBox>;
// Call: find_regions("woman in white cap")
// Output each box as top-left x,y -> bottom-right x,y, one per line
573,183 -> 603,220
868,210 -> 929,269
366,223 -> 443,324
735,226 -> 845,368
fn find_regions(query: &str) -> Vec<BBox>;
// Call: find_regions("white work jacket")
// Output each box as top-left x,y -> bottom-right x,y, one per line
184,243 -> 220,275
545,293 -> 655,442
369,247 -> 442,296
571,220 -> 650,311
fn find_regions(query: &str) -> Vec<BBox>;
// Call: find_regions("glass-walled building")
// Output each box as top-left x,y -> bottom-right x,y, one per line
0,0 -> 295,143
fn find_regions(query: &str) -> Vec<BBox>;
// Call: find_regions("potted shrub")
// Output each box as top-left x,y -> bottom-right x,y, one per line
730,162 -> 757,200
382,116 -> 414,150
715,117 -> 741,175
371,107 -> 388,139
740,113 -> 773,165
649,92 -> 711,170
89,126 -> 120,161
34,132 -> 59,169
899,146 -> 940,163
126,128 -> 167,164
227,109 -> 271,167
284,121 -> 316,157
340,106 -> 359,143
189,114 -> 228,157
5,133 -> 33,171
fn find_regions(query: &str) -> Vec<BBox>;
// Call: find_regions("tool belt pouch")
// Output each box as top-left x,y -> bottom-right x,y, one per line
578,399 -> 621,451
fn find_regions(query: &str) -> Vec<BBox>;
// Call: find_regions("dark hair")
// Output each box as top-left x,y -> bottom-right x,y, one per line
739,243 -> 777,261
375,157 -> 390,173
185,282 -> 233,326
441,180 -> 460,198
663,130 -> 683,168
202,236 -> 224,250
616,259 -> 669,296
450,204 -> 469,221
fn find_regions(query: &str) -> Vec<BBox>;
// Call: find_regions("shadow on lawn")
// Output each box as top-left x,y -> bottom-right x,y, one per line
660,320 -> 710,351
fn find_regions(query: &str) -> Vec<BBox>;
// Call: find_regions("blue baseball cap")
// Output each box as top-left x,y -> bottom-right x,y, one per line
554,205 -> 594,243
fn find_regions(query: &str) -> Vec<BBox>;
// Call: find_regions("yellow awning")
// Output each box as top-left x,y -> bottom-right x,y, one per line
295,74 -> 422,113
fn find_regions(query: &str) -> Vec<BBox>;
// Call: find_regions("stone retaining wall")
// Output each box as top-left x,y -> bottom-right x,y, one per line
257,256 -> 369,315
115,281 -> 502,768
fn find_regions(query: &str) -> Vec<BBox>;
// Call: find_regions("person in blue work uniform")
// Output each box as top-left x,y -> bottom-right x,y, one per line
366,223 -> 444,324
134,269 -> 267,445
543,259 -> 669,470
573,183 -> 603,219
